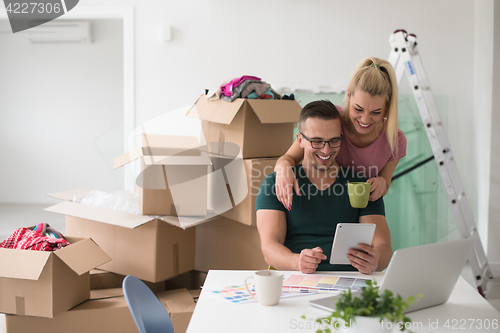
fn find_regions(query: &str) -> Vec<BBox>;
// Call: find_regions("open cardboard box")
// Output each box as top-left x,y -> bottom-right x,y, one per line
186,95 -> 301,159
0,236 -> 111,318
90,269 -> 166,292
116,133 -> 254,226
45,189 -> 201,283
164,270 -> 207,292
2,287 -> 198,333
114,134 -> 211,216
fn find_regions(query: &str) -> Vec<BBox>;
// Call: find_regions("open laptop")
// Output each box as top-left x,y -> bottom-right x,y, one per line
310,237 -> 475,313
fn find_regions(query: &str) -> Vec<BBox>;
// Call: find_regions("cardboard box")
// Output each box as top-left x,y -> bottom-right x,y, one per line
187,95 -> 301,159
0,237 -> 110,318
114,134 -> 211,216
164,288 -> 197,333
195,217 -> 267,271
45,190 -> 197,283
164,270 -> 207,291
221,157 -> 278,226
3,288 -> 197,333
90,269 -> 165,292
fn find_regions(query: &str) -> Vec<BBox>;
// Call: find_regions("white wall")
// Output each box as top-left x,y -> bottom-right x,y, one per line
0,0 -> 487,254
0,19 -> 124,203
88,0 -> 479,215
474,0 -> 494,264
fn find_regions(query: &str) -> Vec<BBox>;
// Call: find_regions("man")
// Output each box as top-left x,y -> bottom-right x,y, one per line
255,100 -> 392,274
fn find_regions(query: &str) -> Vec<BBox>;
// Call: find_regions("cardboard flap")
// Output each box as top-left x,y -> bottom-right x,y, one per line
44,201 -> 155,229
114,147 -> 204,169
114,147 -> 144,169
54,238 -> 111,275
159,213 -> 218,230
186,95 -> 245,125
162,288 -> 196,314
46,188 -> 92,201
0,248 -> 51,280
144,155 -> 212,166
142,133 -> 199,149
246,99 -> 301,124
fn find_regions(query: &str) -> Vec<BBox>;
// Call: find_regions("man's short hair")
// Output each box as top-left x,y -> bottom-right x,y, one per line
298,100 -> 341,132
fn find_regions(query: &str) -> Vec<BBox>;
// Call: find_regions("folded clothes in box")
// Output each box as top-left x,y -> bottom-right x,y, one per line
0,236 -> 111,318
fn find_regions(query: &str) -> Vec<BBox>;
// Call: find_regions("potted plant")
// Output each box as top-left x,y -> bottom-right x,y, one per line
313,279 -> 421,333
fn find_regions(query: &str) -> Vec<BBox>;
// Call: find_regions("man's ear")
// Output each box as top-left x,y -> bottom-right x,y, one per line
297,132 -> 305,149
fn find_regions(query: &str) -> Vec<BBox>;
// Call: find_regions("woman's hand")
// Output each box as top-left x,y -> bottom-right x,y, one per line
275,164 -> 301,210
367,177 -> 387,201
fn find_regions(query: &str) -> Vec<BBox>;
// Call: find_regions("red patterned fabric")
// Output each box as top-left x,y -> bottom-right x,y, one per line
0,227 -> 70,251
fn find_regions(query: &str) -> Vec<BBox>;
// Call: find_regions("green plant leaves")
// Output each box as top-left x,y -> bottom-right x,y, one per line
316,279 -> 421,333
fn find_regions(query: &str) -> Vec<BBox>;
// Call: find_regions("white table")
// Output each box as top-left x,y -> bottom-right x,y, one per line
187,270 -> 500,333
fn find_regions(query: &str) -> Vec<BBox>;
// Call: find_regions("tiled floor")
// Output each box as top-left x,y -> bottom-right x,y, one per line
0,204 -> 499,332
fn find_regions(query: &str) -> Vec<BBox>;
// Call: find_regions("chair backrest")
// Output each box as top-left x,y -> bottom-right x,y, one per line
122,275 -> 175,333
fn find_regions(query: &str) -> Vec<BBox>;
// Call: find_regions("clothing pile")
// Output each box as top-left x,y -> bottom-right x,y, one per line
206,75 -> 294,102
0,223 -> 70,251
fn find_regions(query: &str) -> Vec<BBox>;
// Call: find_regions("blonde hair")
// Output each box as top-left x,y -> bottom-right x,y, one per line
343,57 -> 399,158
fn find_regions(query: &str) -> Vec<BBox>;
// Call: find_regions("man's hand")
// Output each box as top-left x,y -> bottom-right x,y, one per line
347,243 -> 380,274
298,247 -> 327,274
367,177 -> 387,201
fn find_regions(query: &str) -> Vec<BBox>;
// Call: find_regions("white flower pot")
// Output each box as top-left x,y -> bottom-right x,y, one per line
341,316 -> 394,333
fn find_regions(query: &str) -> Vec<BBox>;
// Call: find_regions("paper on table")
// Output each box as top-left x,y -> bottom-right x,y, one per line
205,273 -> 369,305
282,274 -> 372,292
206,282 -> 321,305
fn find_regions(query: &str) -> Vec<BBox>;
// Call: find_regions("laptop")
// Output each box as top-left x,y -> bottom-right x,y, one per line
310,237 -> 475,313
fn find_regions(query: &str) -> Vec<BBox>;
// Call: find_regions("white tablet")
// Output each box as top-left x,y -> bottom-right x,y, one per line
329,223 -> 376,265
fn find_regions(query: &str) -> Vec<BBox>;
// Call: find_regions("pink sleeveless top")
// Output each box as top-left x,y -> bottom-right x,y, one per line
336,107 -> 407,179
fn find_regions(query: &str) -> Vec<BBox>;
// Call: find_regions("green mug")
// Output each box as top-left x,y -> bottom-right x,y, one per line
348,182 -> 371,208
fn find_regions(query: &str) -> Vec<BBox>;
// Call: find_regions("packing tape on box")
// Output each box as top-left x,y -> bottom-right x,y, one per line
173,243 -> 179,276
217,131 -> 225,155
15,296 -> 25,316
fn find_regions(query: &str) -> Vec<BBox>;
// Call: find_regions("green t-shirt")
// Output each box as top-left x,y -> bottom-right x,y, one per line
255,164 -> 385,271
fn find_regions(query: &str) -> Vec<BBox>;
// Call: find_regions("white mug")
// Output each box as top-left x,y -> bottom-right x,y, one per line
245,270 -> 284,306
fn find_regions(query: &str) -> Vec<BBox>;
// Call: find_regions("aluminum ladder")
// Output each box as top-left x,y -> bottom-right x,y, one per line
388,29 -> 494,296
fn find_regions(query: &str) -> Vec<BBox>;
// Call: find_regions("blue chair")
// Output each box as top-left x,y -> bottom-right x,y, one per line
122,275 -> 175,333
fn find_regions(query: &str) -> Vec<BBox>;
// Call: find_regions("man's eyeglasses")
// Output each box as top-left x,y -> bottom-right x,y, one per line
300,133 -> 343,149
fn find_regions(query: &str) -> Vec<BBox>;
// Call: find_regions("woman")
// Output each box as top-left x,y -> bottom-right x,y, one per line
275,57 -> 407,209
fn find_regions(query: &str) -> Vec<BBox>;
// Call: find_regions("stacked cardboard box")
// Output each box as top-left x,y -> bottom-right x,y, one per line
114,133 -> 212,216
0,237 -> 110,318
44,190 -> 197,283
89,268 -> 207,293
1,94 -> 301,332
2,134 -> 210,333
187,95 -> 301,159
188,95 -> 302,270
2,287 -> 199,333
90,269 -> 166,292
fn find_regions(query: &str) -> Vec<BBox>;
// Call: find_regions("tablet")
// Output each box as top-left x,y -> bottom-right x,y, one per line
329,223 -> 376,265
